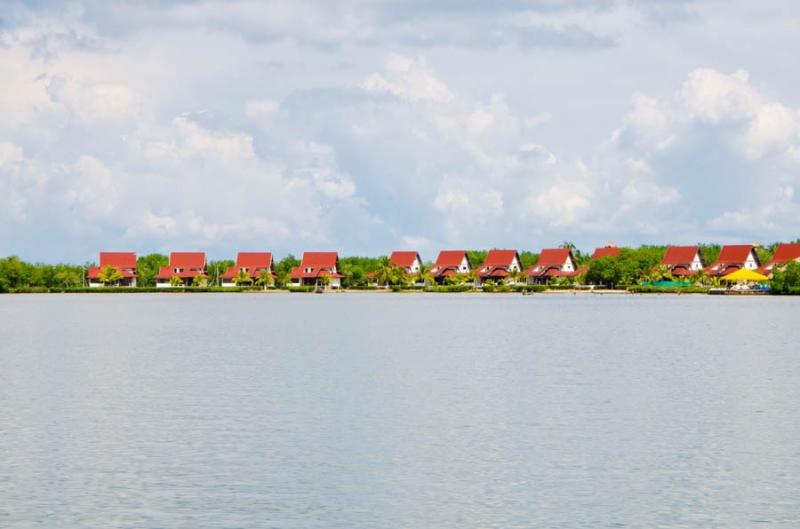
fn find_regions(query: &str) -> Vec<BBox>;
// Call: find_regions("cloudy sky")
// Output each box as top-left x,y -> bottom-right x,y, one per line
1,0 -> 799,262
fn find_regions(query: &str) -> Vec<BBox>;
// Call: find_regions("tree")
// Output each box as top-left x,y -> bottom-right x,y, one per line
169,275 -> 184,287
137,254 -> 169,287
317,273 -> 332,290
97,265 -> 124,286
255,270 -> 274,291
233,269 -> 253,286
374,264 -> 407,287
772,261 -> 800,294
192,274 -> 207,287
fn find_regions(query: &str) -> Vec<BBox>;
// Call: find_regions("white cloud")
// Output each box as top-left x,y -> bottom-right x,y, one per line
63,155 -> 121,218
363,54 -> 454,103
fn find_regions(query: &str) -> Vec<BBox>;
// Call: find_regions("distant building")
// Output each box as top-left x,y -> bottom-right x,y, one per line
389,251 -> 423,275
429,250 -> 471,283
525,248 -> 579,284
705,245 -> 760,277
290,252 -> 343,288
476,250 -> 522,284
660,246 -> 704,276
590,245 -> 620,260
759,243 -> 800,276
154,252 -> 207,287
220,252 -> 274,287
87,252 -> 137,287
578,245 -> 621,275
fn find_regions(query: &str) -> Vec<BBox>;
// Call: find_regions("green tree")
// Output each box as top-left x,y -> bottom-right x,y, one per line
207,260 -> 235,286
255,270 -> 274,290
97,265 -> 124,286
192,274 -> 207,287
233,269 -> 253,286
137,254 -> 169,287
169,275 -> 184,287
771,261 -> 800,294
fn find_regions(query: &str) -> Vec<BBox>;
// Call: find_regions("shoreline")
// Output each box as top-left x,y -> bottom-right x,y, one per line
0,287 -> 786,296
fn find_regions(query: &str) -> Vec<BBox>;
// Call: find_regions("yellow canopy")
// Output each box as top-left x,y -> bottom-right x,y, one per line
721,268 -> 769,282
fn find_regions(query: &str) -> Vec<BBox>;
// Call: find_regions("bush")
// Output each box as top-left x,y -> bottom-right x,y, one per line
426,284 -> 474,293
628,285 -> 710,294
516,285 -> 547,293
286,286 -> 316,293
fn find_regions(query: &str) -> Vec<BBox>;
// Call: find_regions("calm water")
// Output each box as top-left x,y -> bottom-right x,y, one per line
1,293 -> 799,528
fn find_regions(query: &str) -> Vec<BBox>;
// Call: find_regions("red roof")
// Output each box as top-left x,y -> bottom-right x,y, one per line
760,243 -> 800,272
290,252 -> 342,279
705,245 -> 757,276
389,251 -> 421,269
591,246 -> 620,260
154,252 -> 206,279
87,251 -> 137,279
525,248 -> 573,277
434,250 -> 467,268
430,250 -> 470,277
87,267 -> 136,279
169,252 -> 206,269
236,252 -> 273,269
99,252 -> 137,269
661,246 -> 700,267
477,249 -> 519,278
221,252 -> 274,279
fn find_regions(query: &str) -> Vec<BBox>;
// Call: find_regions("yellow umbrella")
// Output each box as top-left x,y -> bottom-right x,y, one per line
721,268 -> 769,282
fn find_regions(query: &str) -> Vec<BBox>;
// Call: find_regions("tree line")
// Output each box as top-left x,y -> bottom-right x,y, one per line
1,242 -> 798,292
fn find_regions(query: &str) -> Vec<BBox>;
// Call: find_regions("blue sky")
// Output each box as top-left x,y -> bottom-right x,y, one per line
1,0 -> 799,262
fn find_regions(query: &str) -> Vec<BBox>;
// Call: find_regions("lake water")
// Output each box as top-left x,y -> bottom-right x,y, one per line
1,293 -> 799,528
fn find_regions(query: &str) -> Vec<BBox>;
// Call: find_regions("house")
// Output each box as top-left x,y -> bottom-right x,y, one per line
759,243 -> 800,275
87,252 -> 137,287
705,245 -> 760,277
660,246 -> 704,276
154,252 -> 207,287
220,252 -> 274,287
476,249 -> 522,284
577,245 -> 621,274
389,251 -> 423,275
290,252 -> 343,288
429,250 -> 471,283
525,248 -> 579,284
591,245 -> 620,260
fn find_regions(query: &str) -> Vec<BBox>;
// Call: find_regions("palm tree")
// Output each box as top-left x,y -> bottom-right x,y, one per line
169,275 -> 184,287
191,274 -> 207,287
255,270 -> 273,291
233,269 -> 253,287
317,273 -> 332,291
374,263 -> 395,286
97,265 -> 123,286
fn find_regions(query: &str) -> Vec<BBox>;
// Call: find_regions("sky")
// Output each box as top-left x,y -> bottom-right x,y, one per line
1,0 -> 800,263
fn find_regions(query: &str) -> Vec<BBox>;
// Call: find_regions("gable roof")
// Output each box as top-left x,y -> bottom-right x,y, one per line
591,246 -> 620,260
169,252 -> 206,269
99,252 -> 137,270
761,243 -> 800,272
389,251 -> 421,268
525,248 -> 576,277
661,246 -> 701,267
290,252 -> 343,279
705,245 -> 757,275
430,250 -> 470,277
221,252 -> 274,279
434,250 -> 468,268
300,252 -> 338,269
235,252 -> 273,269
477,249 -> 520,277
154,252 -> 206,280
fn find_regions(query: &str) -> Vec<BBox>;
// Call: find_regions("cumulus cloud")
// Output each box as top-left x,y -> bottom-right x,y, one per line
1,1 -> 800,260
